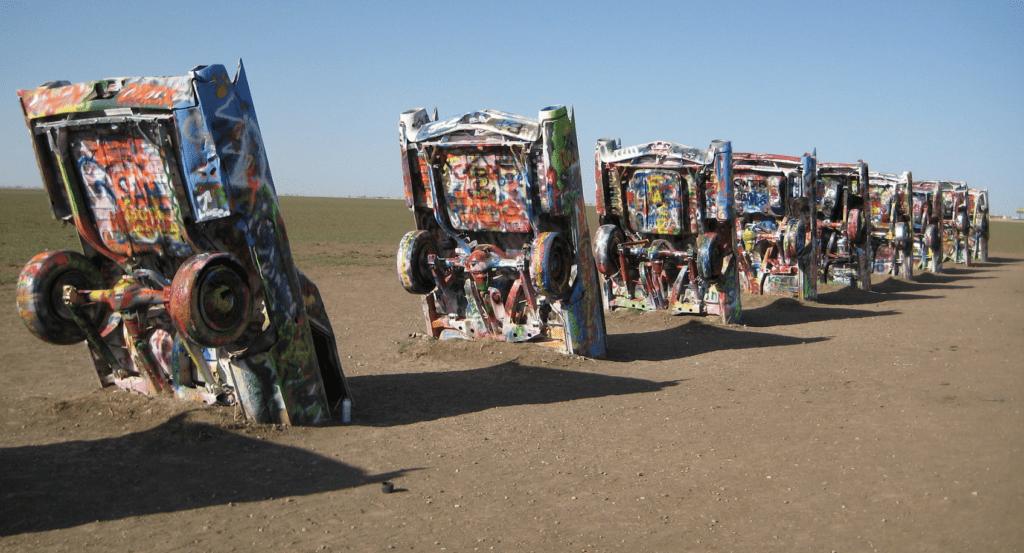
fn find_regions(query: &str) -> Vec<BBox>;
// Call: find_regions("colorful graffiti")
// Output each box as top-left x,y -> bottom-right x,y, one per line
15,61 -> 351,426
397,106 -> 606,358
442,153 -> 531,233
967,188 -> 989,262
816,162 -> 871,289
910,180 -> 944,273
593,138 -> 741,324
731,153 -> 817,300
72,133 -> 192,258
938,181 -> 973,265
867,171 -> 914,279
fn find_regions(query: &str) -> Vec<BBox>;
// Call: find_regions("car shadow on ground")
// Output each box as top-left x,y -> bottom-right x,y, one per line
985,256 -> 1021,264
741,298 -> 899,327
0,414 -> 410,536
603,319 -> 830,362
348,363 -> 679,427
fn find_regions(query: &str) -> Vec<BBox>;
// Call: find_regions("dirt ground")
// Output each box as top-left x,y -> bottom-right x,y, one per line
1,246 -> 1021,552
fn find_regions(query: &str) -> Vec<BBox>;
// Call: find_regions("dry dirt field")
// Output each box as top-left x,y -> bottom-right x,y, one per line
1,196 -> 1021,552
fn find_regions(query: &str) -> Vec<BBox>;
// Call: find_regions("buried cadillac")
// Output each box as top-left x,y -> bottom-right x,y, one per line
910,180 -> 945,273
731,152 -> 818,300
15,62 -> 351,425
592,138 -> 741,324
396,106 -> 607,358
867,171 -> 915,280
816,161 -> 872,289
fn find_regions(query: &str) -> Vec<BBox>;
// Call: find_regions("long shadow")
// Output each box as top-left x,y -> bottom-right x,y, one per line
348,362 -> 678,426
986,256 -> 1021,264
604,319 -> 830,362
935,266 -> 987,276
816,276 -> 974,302
870,275 -> 983,294
0,415 -> 411,536
910,272 -> 988,286
742,297 -> 899,327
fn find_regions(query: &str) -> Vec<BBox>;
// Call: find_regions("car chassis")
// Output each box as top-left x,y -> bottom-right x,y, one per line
868,171 -> 914,279
732,152 -> 818,300
397,106 -> 607,358
15,62 -> 351,425
593,138 -> 741,324
816,161 -> 872,289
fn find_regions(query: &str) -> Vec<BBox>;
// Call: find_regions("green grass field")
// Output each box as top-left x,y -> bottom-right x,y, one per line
988,220 -> 1024,254
2,188 -> 1020,284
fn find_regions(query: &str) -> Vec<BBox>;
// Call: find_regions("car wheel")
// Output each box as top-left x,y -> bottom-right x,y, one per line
696,232 -> 723,282
397,231 -> 438,294
169,253 -> 253,348
848,208 -> 867,245
530,232 -> 573,301
594,224 -> 625,276
783,218 -> 808,259
16,250 -> 103,345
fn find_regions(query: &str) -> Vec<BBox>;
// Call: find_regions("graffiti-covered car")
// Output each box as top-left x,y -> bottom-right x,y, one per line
939,181 -> 972,265
592,138 -> 741,324
396,106 -> 606,358
816,161 -> 872,289
967,188 -> 989,262
910,180 -> 945,273
867,171 -> 914,279
732,152 -> 817,299
15,62 -> 351,425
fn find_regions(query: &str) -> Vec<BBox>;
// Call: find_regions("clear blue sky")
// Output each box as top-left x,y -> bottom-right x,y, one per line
2,0 -> 1021,215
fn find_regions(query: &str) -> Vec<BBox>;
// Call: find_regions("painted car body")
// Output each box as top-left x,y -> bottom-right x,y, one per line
15,61 -> 351,425
732,153 -> 818,299
967,188 -> 989,262
909,180 -> 945,273
397,106 -> 607,358
816,161 -> 872,289
593,138 -> 741,324
939,181 -> 972,265
867,171 -> 914,279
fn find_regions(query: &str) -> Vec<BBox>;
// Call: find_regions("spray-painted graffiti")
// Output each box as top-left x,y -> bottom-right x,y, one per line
938,181 -> 973,265
732,153 -> 817,300
816,162 -> 871,289
909,180 -> 944,273
15,61 -> 351,426
72,134 -> 192,258
868,171 -> 914,279
593,138 -> 741,324
967,188 -> 989,262
442,153 -> 531,232
397,106 -> 606,358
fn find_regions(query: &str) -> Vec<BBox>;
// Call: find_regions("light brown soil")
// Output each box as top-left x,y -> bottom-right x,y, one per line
1,251 -> 1021,552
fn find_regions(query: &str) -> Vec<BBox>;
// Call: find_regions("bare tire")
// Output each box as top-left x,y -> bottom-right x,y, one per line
168,253 -> 253,348
696,232 -> 723,281
16,250 -> 103,345
397,231 -> 437,294
594,224 -> 625,276
848,208 -> 867,245
783,218 -> 808,258
530,232 -> 573,301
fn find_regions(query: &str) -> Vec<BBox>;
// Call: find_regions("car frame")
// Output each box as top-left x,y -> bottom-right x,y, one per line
397,106 -> 607,358
15,61 -> 351,425
939,181 -> 972,265
967,188 -> 989,263
731,152 -> 818,299
909,180 -> 945,273
593,138 -> 741,324
815,161 -> 872,290
867,171 -> 914,279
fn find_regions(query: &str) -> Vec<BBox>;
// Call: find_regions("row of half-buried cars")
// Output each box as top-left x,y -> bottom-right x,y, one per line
12,63 -> 990,425
395,106 -> 990,358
